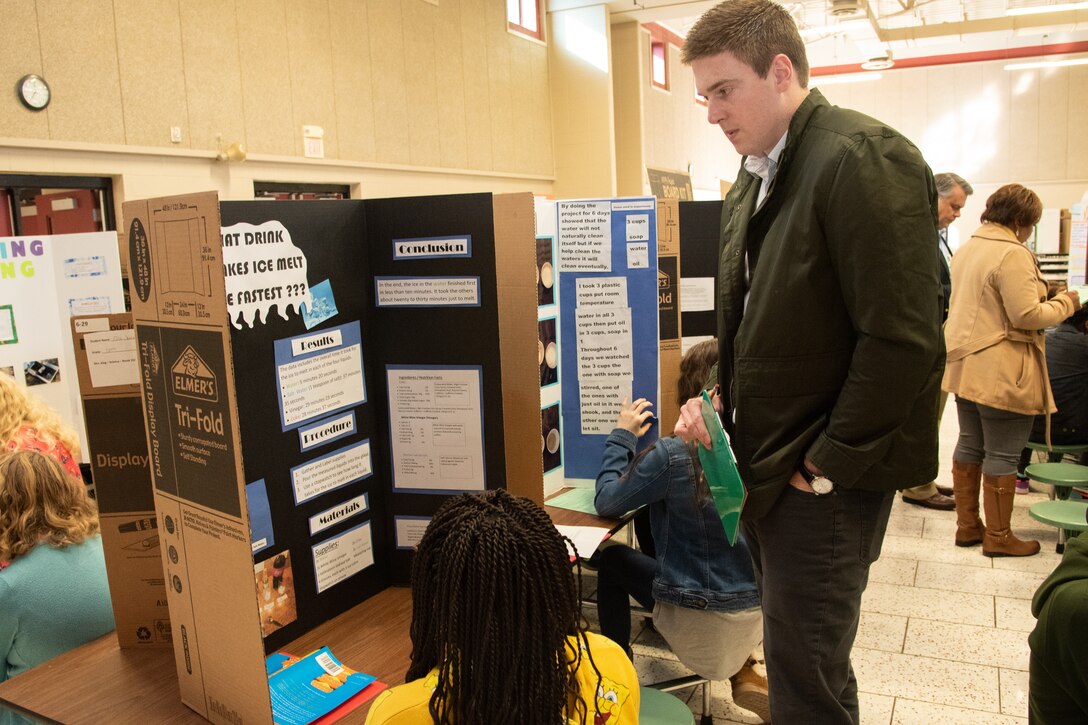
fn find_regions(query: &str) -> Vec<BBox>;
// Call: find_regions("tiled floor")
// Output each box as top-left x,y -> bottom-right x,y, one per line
583,402 -> 1072,723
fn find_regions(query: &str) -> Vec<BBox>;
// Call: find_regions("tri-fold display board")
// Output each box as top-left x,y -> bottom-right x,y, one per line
119,190 -> 722,722
124,191 -> 539,723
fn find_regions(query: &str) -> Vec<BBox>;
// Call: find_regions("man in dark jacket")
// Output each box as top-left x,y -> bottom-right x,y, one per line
902,171 -> 973,510
675,1 -> 944,722
1029,532 -> 1088,723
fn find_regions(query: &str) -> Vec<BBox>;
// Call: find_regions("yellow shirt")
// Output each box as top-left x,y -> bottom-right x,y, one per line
364,631 -> 639,724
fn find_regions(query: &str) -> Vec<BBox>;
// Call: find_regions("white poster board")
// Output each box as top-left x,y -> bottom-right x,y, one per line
0,232 -> 125,461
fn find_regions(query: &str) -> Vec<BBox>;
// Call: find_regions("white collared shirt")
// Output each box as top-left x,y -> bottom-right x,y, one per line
741,131 -> 789,309
743,131 -> 788,209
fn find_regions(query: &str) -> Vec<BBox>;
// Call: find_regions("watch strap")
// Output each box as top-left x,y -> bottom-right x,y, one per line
797,462 -> 815,483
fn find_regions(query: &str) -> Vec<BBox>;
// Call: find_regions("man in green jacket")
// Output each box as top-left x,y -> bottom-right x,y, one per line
675,1 -> 944,722
1029,531 -> 1088,723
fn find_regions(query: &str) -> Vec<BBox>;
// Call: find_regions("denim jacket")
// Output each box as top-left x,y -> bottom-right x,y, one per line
594,430 -> 759,612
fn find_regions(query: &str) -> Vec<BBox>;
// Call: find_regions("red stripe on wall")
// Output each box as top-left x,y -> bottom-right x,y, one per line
811,40 -> 1088,76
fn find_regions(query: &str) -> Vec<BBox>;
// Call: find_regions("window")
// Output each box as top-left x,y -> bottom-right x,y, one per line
253,182 -> 350,201
507,0 -> 542,41
0,174 -> 115,237
644,23 -> 683,92
651,40 -> 669,91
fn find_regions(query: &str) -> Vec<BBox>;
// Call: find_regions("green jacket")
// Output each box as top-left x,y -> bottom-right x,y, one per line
1029,533 -> 1088,723
716,89 -> 944,520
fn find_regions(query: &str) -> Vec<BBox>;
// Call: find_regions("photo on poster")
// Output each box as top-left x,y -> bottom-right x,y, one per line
301,278 -> 339,330
0,304 -> 17,344
537,236 -> 555,307
387,365 -> 486,493
541,403 -> 562,473
254,550 -> 298,638
23,358 -> 60,386
539,318 -> 558,388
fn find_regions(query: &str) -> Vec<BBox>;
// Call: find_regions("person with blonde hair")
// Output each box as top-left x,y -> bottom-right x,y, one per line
0,450 -> 114,682
0,373 -> 81,480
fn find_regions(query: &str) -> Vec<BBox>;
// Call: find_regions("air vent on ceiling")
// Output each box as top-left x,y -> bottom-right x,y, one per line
829,0 -> 864,17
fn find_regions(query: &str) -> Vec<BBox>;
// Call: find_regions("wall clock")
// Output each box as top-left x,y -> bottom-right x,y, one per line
17,74 -> 50,111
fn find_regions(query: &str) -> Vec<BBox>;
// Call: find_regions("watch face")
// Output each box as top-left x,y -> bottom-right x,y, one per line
812,477 -> 834,495
18,74 -> 50,110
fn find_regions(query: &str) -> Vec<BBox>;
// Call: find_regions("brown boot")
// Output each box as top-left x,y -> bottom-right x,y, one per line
982,473 -> 1040,557
952,460 -> 984,547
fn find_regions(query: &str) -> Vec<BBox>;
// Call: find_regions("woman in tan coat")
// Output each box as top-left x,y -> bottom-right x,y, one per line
943,184 -> 1080,557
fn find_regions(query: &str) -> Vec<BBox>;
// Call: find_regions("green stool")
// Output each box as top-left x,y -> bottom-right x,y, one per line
1025,463 -> 1088,502
1029,500 -> 1088,554
1026,464 -> 1088,553
639,686 -> 696,725
1028,498 -> 1088,555
1026,441 -> 1088,463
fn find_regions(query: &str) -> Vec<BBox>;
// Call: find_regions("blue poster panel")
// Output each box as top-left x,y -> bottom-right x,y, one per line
557,198 -> 660,479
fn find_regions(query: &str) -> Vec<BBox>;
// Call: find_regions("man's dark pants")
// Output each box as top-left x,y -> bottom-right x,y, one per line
742,485 -> 894,724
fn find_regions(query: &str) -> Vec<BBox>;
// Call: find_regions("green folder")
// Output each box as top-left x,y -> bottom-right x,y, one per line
696,390 -> 746,546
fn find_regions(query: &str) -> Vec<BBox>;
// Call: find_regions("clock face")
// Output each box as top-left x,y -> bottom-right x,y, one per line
18,74 -> 50,110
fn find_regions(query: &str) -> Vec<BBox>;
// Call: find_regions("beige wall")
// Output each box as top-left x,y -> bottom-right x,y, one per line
611,23 -> 644,197
818,59 -> 1088,221
548,4 -> 616,198
644,38 -> 741,197
611,23 -> 741,199
0,0 -> 555,206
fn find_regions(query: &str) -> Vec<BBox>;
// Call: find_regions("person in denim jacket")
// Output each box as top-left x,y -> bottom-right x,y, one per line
593,341 -> 766,720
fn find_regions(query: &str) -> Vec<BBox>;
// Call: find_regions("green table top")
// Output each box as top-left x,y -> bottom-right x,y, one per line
1029,500 -> 1088,531
639,687 -> 696,725
1025,462 -> 1088,486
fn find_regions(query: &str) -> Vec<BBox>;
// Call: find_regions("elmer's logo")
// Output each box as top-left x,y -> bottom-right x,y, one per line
658,269 -> 670,290
171,346 -> 218,402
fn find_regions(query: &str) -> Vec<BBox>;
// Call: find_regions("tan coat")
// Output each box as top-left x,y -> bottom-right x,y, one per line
942,223 -> 1076,415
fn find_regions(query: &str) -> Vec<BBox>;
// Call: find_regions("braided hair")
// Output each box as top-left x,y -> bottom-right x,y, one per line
407,488 -> 602,724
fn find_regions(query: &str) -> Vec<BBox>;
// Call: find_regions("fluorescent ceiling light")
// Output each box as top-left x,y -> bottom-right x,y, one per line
1004,56 -> 1088,69
814,72 -> 883,85
1007,1 -> 1088,16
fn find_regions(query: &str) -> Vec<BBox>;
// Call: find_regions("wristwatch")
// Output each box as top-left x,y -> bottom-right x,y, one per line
798,462 -> 834,495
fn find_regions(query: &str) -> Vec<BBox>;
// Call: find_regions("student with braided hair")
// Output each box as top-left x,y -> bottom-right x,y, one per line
364,488 -> 639,724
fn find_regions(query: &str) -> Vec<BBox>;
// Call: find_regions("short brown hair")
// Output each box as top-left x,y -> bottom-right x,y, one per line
980,184 -> 1043,230
0,450 -> 100,562
681,0 -> 810,88
678,340 -> 719,402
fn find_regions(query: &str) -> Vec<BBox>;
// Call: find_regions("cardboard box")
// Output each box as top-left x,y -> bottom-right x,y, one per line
124,191 -> 540,723
657,199 -> 682,430
70,313 -> 170,648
